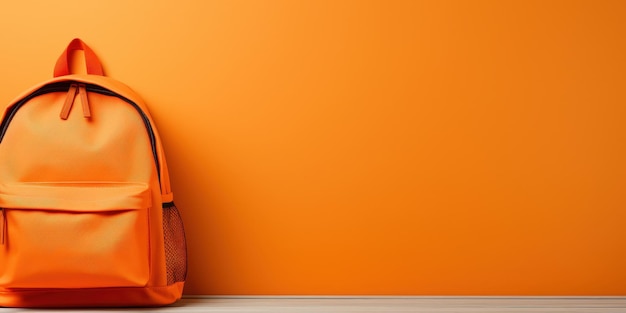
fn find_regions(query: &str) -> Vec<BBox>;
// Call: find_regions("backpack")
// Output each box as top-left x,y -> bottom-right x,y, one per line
0,38 -> 187,307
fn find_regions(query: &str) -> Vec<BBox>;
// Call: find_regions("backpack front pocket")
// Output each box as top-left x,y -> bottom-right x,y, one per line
0,182 -> 151,289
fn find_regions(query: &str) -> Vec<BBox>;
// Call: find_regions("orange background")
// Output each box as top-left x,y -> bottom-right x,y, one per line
1,0 -> 626,295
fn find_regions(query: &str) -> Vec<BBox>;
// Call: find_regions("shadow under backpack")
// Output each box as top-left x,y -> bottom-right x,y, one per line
0,38 -> 187,307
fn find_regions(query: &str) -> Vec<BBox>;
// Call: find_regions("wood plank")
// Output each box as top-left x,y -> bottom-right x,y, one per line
1,297 -> 625,312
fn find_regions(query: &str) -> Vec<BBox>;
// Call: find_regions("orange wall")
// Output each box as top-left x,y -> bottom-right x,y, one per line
1,0 -> 626,295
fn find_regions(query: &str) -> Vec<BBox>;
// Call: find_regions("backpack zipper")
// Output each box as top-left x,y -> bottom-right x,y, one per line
59,83 -> 92,120
0,82 -> 161,180
79,84 -> 91,118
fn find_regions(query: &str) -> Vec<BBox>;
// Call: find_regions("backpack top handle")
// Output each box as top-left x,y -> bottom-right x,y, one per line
53,38 -> 104,77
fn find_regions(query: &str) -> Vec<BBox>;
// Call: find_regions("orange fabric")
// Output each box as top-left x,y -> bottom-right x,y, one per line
53,38 -> 104,77
78,83 -> 91,118
5,74 -> 175,200
0,184 -> 151,288
0,282 -> 184,308
0,39 -> 183,306
0,209 -> 5,245
59,83 -> 77,120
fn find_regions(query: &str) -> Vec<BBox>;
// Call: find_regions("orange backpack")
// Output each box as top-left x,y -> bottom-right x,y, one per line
0,39 -> 186,307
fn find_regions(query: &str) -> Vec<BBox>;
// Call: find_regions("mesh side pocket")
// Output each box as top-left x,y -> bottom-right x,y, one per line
162,202 -> 187,285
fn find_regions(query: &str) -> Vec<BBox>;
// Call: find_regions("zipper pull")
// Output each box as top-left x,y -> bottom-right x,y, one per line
78,84 -> 91,118
0,208 -> 6,245
60,83 -> 78,120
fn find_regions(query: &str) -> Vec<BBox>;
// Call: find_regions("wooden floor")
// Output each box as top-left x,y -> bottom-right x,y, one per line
1,297 -> 626,312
